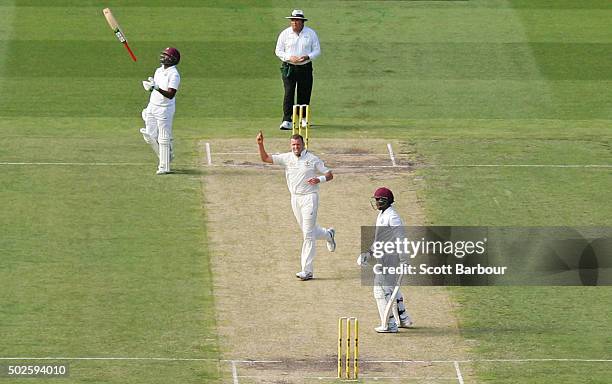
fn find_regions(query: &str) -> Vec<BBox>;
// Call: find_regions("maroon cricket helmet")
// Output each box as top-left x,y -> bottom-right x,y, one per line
373,187 -> 394,204
160,47 -> 180,66
371,187 -> 394,210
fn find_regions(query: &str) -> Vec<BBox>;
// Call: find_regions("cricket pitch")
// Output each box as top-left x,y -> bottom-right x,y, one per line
201,139 -> 472,383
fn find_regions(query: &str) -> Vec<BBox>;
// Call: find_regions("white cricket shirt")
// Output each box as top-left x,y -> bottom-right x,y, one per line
149,65 -> 180,107
275,26 -> 321,64
375,205 -> 408,264
376,206 -> 404,227
272,150 -> 330,195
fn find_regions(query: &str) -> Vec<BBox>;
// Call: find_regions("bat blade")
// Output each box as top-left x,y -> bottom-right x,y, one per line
102,8 -> 118,29
102,8 -> 137,62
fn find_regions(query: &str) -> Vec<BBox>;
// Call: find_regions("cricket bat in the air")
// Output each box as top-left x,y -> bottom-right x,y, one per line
103,8 -> 137,62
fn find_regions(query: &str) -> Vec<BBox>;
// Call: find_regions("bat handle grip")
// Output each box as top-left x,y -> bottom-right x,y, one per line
123,42 -> 137,62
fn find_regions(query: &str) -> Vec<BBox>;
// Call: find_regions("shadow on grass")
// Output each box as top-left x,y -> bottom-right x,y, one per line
171,168 -> 204,175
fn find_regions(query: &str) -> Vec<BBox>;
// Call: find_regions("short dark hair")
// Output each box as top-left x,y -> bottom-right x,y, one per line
290,134 -> 304,144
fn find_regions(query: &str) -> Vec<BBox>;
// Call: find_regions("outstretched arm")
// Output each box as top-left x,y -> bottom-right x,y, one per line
256,131 -> 273,164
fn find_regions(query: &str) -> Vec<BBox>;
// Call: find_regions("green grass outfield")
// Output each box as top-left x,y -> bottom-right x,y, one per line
1,1 -> 611,383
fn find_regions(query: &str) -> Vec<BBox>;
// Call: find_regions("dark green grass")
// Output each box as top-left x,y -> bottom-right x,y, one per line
456,287 -> 612,358
0,166 -> 218,383
1,1 -> 611,122
455,287 -> 612,383
418,167 -> 610,225
405,137 -> 611,226
470,361 -> 612,384
0,360 -> 220,384
1,1 -> 611,383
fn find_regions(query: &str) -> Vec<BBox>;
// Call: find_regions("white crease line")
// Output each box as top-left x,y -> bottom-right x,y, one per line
0,162 -> 151,166
1,162 -> 608,169
238,375 -> 458,380
205,142 -> 212,166
0,357 -> 216,361
218,164 -> 412,169
438,164 -> 612,168
196,152 -> 612,168
4,357 -> 609,363
387,143 -> 397,166
364,359 -> 612,363
211,163 -> 610,170
231,361 -> 239,384
227,360 -> 283,364
213,152 -> 394,156
468,358 -> 612,363
335,165 -> 411,169
454,361 -> 465,384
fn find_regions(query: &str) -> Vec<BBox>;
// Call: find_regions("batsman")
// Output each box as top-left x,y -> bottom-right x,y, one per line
140,47 -> 181,175
358,187 -> 413,333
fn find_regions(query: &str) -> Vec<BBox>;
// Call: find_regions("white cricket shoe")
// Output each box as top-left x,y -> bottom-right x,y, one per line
326,228 -> 336,252
279,121 -> 292,130
156,169 -> 171,175
301,118 -> 308,128
399,318 -> 414,328
375,324 -> 398,333
295,271 -> 313,281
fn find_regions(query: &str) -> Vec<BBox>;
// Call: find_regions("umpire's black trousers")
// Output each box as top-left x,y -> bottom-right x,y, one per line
282,62 -> 313,122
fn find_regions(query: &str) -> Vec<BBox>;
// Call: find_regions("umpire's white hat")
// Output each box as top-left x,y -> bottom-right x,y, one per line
286,9 -> 308,21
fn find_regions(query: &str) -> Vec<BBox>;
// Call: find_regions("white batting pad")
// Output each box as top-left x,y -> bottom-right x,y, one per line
374,286 -> 388,323
158,143 -> 170,173
140,128 -> 159,158
158,125 -> 171,172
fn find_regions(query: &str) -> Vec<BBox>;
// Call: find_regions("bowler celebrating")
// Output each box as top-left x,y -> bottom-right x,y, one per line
257,131 -> 336,280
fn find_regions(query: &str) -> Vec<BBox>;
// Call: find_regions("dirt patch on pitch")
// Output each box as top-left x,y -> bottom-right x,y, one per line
205,138 -> 416,172
201,139 -> 472,383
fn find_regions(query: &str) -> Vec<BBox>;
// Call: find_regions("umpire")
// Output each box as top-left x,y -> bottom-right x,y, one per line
275,9 -> 321,130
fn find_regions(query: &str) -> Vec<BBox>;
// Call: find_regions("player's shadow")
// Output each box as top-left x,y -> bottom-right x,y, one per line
171,168 -> 203,175
309,277 -> 335,281
399,326 -> 462,337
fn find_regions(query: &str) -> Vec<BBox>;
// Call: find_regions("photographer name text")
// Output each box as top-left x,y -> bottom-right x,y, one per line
373,263 -> 507,276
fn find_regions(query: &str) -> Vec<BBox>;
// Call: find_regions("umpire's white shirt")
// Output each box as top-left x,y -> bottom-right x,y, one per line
149,65 -> 180,107
275,26 -> 321,64
272,150 -> 329,195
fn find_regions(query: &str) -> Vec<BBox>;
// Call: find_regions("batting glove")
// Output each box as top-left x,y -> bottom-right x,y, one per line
357,251 -> 371,266
142,80 -> 154,92
147,77 -> 160,91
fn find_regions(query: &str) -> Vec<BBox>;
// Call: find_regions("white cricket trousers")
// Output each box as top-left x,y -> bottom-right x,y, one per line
143,103 -> 175,172
290,192 -> 329,274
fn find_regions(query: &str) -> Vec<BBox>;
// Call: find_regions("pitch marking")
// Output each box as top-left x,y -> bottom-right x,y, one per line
454,361 -> 465,384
